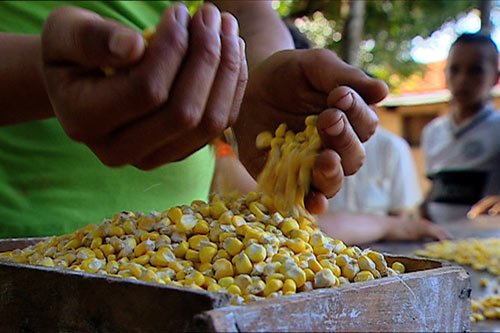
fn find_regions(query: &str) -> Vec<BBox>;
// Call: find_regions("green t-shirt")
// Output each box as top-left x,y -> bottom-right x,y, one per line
0,1 -> 214,238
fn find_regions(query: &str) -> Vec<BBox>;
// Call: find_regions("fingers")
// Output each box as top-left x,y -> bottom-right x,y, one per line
90,6 -> 245,168
304,190 -> 329,215
299,48 -> 388,104
42,3 -> 191,142
228,38 -> 248,126
310,149 -> 344,198
423,221 -> 453,241
467,195 -> 500,219
316,109 -> 366,176
42,6 -> 145,68
327,87 -> 379,142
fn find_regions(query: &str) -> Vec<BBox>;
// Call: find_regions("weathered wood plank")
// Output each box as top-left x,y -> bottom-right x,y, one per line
0,261 -> 230,332
197,265 -> 470,332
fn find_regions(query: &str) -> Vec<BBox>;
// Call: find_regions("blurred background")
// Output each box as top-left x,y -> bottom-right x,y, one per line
270,0 -> 500,195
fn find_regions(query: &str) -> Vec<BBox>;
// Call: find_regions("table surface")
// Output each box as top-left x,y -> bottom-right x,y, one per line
365,215 -> 500,332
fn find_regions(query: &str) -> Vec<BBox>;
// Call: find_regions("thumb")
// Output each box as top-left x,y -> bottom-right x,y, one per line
42,6 -> 145,68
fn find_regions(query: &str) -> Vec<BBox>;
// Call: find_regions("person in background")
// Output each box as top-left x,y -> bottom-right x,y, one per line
0,1 -> 386,237
319,125 -> 451,245
421,33 -> 500,223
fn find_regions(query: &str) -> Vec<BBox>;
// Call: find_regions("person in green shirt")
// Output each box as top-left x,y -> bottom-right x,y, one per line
0,1 -> 387,237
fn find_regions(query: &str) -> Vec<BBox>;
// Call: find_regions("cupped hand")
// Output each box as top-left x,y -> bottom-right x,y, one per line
233,48 -> 388,214
41,3 -> 247,170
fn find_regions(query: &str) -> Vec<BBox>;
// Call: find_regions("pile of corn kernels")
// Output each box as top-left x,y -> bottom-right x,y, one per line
0,116 -> 405,305
416,238 -> 500,322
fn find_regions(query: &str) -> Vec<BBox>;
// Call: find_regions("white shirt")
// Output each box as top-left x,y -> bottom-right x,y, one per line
328,127 -> 423,216
421,105 -> 500,222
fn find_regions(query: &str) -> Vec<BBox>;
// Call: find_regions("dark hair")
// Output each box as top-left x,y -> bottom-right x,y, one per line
451,32 -> 499,66
284,20 -> 311,50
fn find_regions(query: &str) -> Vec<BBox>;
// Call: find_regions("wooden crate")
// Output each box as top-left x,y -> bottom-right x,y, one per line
0,238 -> 471,332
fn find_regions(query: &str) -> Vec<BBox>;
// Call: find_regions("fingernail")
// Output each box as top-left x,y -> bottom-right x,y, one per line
109,30 -> 141,59
174,4 -> 189,27
222,13 -> 238,36
201,5 -> 221,30
325,116 -> 345,136
336,91 -> 354,110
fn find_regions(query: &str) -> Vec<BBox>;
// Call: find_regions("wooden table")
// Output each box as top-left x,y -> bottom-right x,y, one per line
365,215 -> 500,332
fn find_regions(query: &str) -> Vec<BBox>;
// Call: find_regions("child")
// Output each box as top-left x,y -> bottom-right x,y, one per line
421,33 -> 500,223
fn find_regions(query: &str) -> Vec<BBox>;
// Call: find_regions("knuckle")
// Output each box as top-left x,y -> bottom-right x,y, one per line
166,25 -> 189,56
132,72 -> 168,110
174,105 -> 203,130
198,34 -> 221,67
201,114 -> 227,137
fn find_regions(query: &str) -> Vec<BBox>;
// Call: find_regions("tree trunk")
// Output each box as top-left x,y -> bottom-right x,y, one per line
341,0 -> 366,66
479,0 -> 493,33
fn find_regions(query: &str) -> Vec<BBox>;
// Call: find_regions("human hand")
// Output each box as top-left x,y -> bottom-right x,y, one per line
41,3 -> 247,170
384,216 -> 452,242
467,195 -> 500,219
233,49 -> 388,214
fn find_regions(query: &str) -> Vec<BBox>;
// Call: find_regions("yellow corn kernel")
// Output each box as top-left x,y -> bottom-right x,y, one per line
93,248 -> 105,260
63,238 -> 81,251
133,254 -> 151,266
140,231 -> 160,242
320,259 -> 341,277
223,237 -> 244,256
81,258 -> 104,273
284,266 -> 306,288
193,220 -> 210,234
100,244 -> 115,257
354,270 -> 375,282
218,276 -> 235,288
308,259 -> 323,273
214,249 -> 230,261
264,279 -> 283,297
174,240 -> 189,258
211,201 -> 228,219
185,271 -> 205,286
227,284 -> 242,295
290,229 -> 310,242
282,278 -> 297,294
168,261 -> 183,273
341,263 -> 360,281
280,218 -> 299,236
199,246 -> 217,264
245,243 -> 267,263
203,276 -> 217,289
256,131 -> 273,149
286,238 -> 306,254
304,268 -> 315,282
185,249 -> 200,262
176,270 -> 186,281
39,257 -> 55,267
391,261 -> 406,274
207,283 -> 222,292
246,280 -> 266,295
234,253 -> 253,275
90,237 -> 103,249
151,247 -> 176,267
235,274 -> 252,291
167,207 -> 183,224
314,269 -> 338,288
177,214 -> 198,233
213,258 -> 234,279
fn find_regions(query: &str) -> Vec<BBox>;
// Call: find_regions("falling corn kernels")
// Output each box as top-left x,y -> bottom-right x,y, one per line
0,117 -> 404,306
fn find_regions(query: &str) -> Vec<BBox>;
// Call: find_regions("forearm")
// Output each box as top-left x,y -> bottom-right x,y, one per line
0,33 -> 53,126
318,212 -> 390,246
212,0 -> 294,69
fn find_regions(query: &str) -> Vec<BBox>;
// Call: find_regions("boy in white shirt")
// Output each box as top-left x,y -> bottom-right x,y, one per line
421,33 -> 500,222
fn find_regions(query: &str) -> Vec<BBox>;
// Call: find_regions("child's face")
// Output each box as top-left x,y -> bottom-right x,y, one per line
446,42 -> 499,109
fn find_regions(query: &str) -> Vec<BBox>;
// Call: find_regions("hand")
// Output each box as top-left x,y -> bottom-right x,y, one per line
384,216 -> 452,242
467,195 -> 500,219
41,3 -> 247,170
233,49 -> 388,214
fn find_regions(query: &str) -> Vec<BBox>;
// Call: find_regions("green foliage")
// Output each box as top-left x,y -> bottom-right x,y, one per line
277,0 -> 477,89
